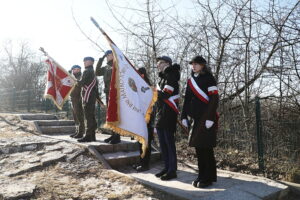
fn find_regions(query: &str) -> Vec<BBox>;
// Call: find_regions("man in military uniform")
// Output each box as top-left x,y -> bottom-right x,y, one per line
77,57 -> 98,142
95,50 -> 120,144
69,65 -> 85,139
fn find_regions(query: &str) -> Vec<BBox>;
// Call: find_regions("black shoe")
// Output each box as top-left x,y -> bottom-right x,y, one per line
132,164 -> 138,170
104,135 -> 113,143
192,177 -> 201,187
155,169 -> 167,178
73,133 -> 84,139
70,133 -> 77,138
160,172 -> 177,181
109,135 -> 120,144
77,136 -> 93,143
91,134 -> 96,141
197,181 -> 212,188
136,165 -> 149,172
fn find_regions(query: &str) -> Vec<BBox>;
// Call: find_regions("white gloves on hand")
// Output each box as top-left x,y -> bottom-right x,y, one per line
205,120 -> 214,129
182,119 -> 188,127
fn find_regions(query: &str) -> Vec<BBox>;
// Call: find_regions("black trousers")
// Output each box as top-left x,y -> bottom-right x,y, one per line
195,147 -> 217,182
83,95 -> 97,137
139,126 -> 153,167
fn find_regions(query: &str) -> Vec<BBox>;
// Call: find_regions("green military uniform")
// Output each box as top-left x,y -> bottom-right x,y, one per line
70,71 -> 85,138
77,65 -> 98,142
95,56 -> 113,104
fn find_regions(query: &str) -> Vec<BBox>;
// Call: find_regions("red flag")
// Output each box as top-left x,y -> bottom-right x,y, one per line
44,57 -> 76,109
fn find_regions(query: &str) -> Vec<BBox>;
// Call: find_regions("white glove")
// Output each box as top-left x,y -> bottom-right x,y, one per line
182,119 -> 188,127
154,128 -> 157,134
205,120 -> 214,129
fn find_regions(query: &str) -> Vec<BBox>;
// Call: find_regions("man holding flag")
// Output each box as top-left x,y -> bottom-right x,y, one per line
90,17 -> 157,158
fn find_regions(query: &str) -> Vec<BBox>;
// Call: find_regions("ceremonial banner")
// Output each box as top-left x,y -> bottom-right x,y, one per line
104,43 -> 157,157
44,57 -> 76,110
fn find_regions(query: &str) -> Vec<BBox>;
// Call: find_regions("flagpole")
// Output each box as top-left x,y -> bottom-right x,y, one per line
90,17 -> 137,70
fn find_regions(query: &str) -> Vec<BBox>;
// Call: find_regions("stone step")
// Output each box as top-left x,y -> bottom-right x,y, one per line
39,126 -> 75,135
36,120 -> 75,126
20,114 -> 57,121
93,141 -> 140,153
103,150 -> 161,169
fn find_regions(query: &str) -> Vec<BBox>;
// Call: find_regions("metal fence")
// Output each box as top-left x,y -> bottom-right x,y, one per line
218,97 -> 300,171
0,88 -> 106,126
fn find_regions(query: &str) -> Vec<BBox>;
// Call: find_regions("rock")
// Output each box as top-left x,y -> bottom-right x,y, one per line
22,144 -> 38,151
0,181 -> 36,200
44,145 -> 63,152
5,163 -> 42,177
41,151 -> 66,166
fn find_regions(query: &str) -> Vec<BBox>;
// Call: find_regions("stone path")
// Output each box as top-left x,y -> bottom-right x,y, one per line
0,113 -> 294,199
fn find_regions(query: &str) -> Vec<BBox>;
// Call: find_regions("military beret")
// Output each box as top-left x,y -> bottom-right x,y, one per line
71,65 -> 81,70
105,50 -> 113,56
83,57 -> 95,62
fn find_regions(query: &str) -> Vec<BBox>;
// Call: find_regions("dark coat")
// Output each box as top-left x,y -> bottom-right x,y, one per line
77,66 -> 97,103
70,72 -> 82,100
181,72 -> 219,148
154,64 -> 180,132
95,57 -> 113,95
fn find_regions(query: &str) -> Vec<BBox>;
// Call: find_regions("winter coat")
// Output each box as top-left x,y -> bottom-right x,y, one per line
154,64 -> 180,132
70,72 -> 82,100
181,72 -> 219,148
77,66 -> 97,103
95,57 -> 113,95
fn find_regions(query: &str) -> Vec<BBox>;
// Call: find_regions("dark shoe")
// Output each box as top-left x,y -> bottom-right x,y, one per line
91,134 -> 96,142
73,133 -> 84,139
192,177 -> 201,187
70,133 -> 77,138
132,164 -> 138,170
77,136 -> 93,143
197,181 -> 212,188
160,172 -> 177,181
136,165 -> 149,172
109,135 -> 120,144
155,169 -> 167,178
104,135 -> 113,143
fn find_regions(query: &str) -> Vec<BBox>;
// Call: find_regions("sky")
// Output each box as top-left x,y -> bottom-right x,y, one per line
0,0 -> 196,70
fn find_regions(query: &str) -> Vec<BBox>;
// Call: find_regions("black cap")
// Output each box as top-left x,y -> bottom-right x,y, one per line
189,56 -> 207,65
157,56 -> 172,65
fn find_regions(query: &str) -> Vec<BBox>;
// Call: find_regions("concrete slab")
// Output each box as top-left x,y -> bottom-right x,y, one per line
122,163 -> 288,200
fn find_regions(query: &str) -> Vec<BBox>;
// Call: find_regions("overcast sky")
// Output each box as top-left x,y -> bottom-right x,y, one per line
0,0 -> 196,70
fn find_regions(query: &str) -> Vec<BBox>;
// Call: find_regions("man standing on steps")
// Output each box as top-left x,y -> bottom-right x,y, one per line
96,50 -> 120,144
77,57 -> 98,142
69,65 -> 85,139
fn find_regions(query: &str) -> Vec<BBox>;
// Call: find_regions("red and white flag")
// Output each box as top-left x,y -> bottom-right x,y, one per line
103,37 -> 157,157
44,57 -> 76,109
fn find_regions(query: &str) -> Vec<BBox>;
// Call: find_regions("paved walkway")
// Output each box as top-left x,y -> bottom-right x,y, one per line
48,134 -> 289,200
121,163 -> 288,200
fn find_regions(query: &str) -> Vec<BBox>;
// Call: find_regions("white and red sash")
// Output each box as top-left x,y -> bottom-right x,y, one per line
157,83 -> 180,113
83,78 -> 96,103
163,94 -> 180,114
187,77 -> 210,104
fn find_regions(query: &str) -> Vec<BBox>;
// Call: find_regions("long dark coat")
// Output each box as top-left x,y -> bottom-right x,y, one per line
154,64 -> 180,132
181,72 -> 219,148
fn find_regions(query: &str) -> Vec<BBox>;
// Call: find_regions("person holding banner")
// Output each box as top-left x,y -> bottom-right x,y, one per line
181,55 -> 219,188
69,65 -> 85,139
77,57 -> 98,142
96,50 -> 121,144
132,67 -> 155,172
154,56 -> 180,181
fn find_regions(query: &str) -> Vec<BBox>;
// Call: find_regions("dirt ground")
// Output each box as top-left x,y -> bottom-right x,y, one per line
0,114 -> 183,200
